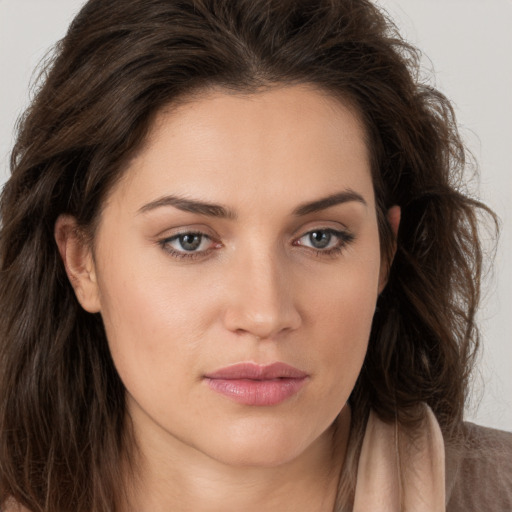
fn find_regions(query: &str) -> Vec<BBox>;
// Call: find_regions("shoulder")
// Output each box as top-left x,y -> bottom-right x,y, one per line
446,422 -> 512,512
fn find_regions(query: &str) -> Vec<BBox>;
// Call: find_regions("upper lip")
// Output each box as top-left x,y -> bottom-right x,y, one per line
204,362 -> 308,380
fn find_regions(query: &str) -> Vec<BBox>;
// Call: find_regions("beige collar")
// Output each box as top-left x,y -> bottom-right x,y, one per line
353,405 -> 446,511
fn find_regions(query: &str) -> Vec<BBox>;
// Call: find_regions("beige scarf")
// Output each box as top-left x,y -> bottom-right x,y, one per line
352,405 -> 445,511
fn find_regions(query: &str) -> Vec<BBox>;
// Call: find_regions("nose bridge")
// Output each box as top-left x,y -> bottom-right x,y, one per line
222,241 -> 301,339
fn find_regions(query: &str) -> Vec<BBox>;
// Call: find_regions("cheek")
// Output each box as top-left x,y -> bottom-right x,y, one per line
99,272 -> 200,362
97,270 -> 212,434
306,251 -> 380,337
303,255 -> 380,390
93,241 -> 206,393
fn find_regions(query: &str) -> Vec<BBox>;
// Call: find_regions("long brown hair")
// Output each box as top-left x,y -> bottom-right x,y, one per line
0,0 -> 496,510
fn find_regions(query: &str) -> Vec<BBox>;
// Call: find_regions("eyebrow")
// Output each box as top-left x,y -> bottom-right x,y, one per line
293,189 -> 367,216
138,195 -> 237,219
138,189 -> 366,218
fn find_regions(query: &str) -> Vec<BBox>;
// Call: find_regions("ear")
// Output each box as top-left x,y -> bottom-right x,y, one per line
378,205 -> 401,294
54,215 -> 101,313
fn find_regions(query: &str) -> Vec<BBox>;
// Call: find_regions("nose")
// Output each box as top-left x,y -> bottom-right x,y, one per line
221,250 -> 302,340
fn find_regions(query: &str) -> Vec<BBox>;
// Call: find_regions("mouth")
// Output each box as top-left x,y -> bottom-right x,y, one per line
203,362 -> 309,406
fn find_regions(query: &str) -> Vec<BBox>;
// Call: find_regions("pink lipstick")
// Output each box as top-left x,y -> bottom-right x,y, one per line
204,362 -> 308,406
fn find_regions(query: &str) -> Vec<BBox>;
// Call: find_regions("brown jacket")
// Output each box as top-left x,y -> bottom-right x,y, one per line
446,422 -> 512,511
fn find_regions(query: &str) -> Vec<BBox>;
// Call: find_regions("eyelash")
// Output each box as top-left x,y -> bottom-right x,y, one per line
158,228 -> 355,261
159,231 -> 219,261
293,228 -> 355,258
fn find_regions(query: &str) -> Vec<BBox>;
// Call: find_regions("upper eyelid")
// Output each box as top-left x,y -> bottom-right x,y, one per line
157,225 -> 217,241
158,232 -> 217,260
158,226 -> 351,240
156,228 -> 355,265
158,234 -> 349,263
294,228 -> 353,246
165,230 -> 211,240
295,227 -> 351,239
290,219 -> 350,236
161,231 -> 216,248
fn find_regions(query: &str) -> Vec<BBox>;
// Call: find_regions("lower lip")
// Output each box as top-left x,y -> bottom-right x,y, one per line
205,377 -> 308,406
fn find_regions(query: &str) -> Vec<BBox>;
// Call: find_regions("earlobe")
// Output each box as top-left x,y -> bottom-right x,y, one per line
378,205 -> 401,294
54,215 -> 101,313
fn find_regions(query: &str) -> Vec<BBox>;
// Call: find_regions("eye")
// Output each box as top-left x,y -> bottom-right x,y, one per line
294,228 -> 354,254
173,233 -> 207,252
159,231 -> 219,259
305,230 -> 336,249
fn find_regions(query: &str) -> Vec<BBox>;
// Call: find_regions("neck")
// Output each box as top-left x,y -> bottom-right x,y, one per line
121,407 -> 351,512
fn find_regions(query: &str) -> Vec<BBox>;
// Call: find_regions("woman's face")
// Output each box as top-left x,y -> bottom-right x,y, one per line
69,85 -> 388,467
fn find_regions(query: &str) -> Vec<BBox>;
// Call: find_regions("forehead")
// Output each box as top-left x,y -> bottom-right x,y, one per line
110,85 -> 375,214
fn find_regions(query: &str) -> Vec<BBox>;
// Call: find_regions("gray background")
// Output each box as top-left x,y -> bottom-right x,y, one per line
1,0 -> 510,430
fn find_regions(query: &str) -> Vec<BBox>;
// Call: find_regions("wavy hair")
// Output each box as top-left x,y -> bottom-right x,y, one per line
0,0 -> 496,510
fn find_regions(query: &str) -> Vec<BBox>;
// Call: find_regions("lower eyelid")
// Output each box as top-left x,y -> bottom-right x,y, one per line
158,231 -> 223,261
158,228 -> 354,260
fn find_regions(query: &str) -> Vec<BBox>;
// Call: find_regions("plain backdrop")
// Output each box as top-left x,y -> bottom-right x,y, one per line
1,0 -> 511,430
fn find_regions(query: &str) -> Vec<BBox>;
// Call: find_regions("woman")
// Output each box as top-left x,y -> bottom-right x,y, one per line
0,0 -> 510,511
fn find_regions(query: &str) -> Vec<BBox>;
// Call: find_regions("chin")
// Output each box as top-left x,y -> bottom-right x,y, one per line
212,443 -> 305,469
202,418 -> 333,469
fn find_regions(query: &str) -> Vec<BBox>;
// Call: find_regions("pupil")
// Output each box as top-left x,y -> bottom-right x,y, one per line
179,234 -> 202,251
310,231 -> 331,249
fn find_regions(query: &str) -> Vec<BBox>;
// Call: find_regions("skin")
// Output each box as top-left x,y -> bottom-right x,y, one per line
56,85 -> 399,511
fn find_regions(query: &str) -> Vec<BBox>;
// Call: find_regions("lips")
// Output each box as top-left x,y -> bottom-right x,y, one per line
204,362 -> 309,406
